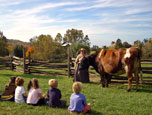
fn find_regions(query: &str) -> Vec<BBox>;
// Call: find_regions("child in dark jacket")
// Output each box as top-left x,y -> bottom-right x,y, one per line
0,76 -> 16,101
46,79 -> 66,108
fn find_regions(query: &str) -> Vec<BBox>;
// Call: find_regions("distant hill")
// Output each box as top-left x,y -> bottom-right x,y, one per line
7,39 -> 30,47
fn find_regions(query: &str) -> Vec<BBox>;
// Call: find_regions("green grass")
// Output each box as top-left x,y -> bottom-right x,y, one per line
0,70 -> 152,115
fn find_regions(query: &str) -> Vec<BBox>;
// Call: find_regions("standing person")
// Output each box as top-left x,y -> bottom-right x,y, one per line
15,77 -> 27,103
46,79 -> 66,108
74,48 -> 89,83
68,82 -> 91,114
27,78 -> 46,106
0,76 -> 16,101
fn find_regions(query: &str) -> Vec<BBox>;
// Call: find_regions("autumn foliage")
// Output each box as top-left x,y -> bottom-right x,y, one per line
26,46 -> 34,57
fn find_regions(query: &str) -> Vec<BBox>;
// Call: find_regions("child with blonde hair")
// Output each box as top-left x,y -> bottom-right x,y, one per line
68,82 -> 91,113
15,77 -> 27,103
27,78 -> 46,106
46,79 -> 66,108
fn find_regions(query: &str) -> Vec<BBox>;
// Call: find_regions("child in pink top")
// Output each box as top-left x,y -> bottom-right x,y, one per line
27,78 -> 46,106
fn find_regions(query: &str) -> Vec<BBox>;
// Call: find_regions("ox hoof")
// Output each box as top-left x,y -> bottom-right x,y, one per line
102,85 -> 105,88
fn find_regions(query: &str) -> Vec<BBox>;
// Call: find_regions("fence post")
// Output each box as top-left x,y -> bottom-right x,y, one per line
10,56 -> 14,71
67,45 -> 71,77
28,52 -> 31,74
23,48 -> 26,74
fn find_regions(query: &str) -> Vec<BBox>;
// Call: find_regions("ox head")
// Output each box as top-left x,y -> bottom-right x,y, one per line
81,51 -> 100,73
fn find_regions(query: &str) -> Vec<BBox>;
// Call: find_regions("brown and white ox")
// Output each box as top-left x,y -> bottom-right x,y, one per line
82,47 -> 142,91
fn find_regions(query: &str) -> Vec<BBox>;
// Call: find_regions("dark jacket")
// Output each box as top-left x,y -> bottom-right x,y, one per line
47,88 -> 62,107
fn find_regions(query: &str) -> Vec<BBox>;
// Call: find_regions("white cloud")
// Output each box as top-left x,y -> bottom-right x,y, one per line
66,0 -> 135,11
125,8 -> 152,15
0,0 -> 30,6
13,2 -> 85,16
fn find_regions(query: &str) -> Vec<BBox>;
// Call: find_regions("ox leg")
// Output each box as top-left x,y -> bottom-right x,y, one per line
134,72 -> 139,92
101,77 -> 105,87
127,77 -> 132,92
105,78 -> 108,87
127,72 -> 133,92
100,74 -> 109,88
105,74 -> 109,87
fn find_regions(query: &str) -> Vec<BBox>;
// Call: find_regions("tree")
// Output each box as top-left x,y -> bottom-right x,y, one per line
63,28 -> 90,46
142,38 -> 152,58
13,45 -> 23,58
0,31 -> 9,56
29,36 -> 37,45
122,42 -> 131,48
55,33 -> 62,44
81,35 -> 90,46
63,28 -> 83,43
91,45 -> 100,52
115,38 -> 123,49
143,39 -> 148,43
102,45 -> 108,49
71,42 -> 90,57
134,40 -> 142,48
7,45 -> 13,56
26,46 -> 34,57
32,34 -> 56,60
50,43 -> 67,59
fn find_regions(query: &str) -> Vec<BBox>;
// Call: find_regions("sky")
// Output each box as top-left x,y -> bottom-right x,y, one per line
0,0 -> 152,47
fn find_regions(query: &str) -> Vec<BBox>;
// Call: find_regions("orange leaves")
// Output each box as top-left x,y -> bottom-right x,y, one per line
26,46 -> 34,57
7,45 -> 13,52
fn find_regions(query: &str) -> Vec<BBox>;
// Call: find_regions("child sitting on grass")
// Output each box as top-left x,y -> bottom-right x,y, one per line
27,78 -> 46,106
15,77 -> 27,103
46,79 -> 66,108
68,82 -> 91,114
0,76 -> 16,101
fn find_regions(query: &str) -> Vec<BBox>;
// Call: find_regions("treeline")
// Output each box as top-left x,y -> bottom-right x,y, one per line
0,29 -> 90,60
0,29 -> 152,59
104,38 -> 152,59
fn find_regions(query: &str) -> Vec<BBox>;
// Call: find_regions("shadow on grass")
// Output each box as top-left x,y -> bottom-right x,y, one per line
88,110 -> 103,115
84,81 -> 101,85
138,89 -> 152,93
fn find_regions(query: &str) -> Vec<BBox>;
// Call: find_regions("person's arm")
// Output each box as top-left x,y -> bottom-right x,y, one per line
22,87 -> 27,97
59,90 -> 62,99
38,93 -> 46,99
5,84 -> 9,89
82,95 -> 87,106
37,88 -> 46,98
47,90 -> 49,98
23,93 -> 27,98
75,54 -> 80,64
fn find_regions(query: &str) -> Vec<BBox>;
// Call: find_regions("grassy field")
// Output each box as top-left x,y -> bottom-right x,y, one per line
0,70 -> 152,115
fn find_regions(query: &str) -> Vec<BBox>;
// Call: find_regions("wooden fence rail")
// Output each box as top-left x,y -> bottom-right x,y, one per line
0,55 -> 152,84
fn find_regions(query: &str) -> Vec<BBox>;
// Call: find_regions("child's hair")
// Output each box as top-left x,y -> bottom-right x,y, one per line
9,76 -> 16,85
72,82 -> 82,94
48,79 -> 58,88
15,77 -> 24,86
27,80 -> 32,91
32,78 -> 39,89
27,78 -> 39,90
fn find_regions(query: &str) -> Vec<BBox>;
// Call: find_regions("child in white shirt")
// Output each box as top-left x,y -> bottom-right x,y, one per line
15,77 -> 27,103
